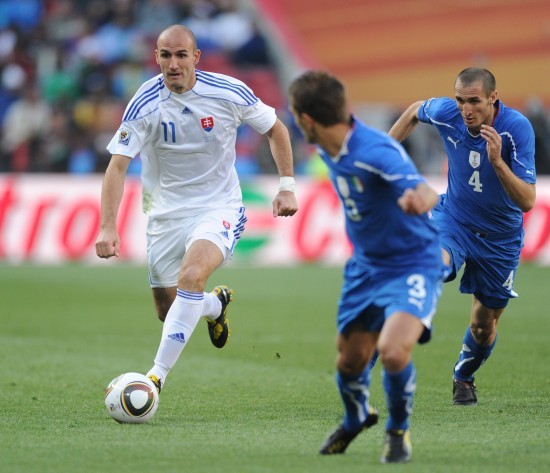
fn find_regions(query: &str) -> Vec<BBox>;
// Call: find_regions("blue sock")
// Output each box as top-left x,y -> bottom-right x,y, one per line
337,366 -> 373,433
368,350 -> 379,371
382,362 -> 416,431
454,328 -> 497,382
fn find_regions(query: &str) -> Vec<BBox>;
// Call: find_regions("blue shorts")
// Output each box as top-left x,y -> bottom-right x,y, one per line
337,259 -> 444,343
431,204 -> 523,309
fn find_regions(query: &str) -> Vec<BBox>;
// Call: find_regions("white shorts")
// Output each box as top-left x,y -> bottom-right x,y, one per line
146,206 -> 247,288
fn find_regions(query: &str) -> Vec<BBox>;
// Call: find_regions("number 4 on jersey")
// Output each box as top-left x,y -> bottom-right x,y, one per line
469,170 -> 483,192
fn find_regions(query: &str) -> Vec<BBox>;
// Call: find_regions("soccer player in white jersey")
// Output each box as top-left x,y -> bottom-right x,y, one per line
289,71 -> 445,463
95,25 -> 298,393
389,67 -> 536,406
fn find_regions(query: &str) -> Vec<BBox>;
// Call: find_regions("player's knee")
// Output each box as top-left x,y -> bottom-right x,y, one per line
470,322 -> 494,346
178,265 -> 208,290
337,355 -> 366,378
378,344 -> 409,373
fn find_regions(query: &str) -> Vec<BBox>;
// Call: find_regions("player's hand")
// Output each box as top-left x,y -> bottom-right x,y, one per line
398,184 -> 437,215
480,124 -> 503,166
272,191 -> 298,217
398,188 -> 423,215
95,227 -> 121,258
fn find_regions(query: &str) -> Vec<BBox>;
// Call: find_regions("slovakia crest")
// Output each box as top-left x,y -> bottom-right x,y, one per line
223,220 -> 231,230
469,150 -> 481,169
201,116 -> 214,132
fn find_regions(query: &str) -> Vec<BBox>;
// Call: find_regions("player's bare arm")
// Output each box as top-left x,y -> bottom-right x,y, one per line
265,118 -> 299,217
398,183 -> 438,215
481,124 -> 536,212
95,154 -> 132,258
266,118 -> 294,176
388,101 -> 423,142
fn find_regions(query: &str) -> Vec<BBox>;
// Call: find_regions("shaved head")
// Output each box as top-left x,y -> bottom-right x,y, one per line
456,67 -> 496,96
157,25 -> 197,51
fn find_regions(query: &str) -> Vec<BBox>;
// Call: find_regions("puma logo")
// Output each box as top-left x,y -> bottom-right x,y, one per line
447,136 -> 460,149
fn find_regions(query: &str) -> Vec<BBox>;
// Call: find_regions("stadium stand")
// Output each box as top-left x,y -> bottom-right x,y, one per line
254,0 -> 550,174
255,0 -> 550,109
0,0 -> 285,174
0,0 -> 549,175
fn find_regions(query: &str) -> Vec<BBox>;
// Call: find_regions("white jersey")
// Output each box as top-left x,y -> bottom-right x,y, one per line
107,70 -> 277,218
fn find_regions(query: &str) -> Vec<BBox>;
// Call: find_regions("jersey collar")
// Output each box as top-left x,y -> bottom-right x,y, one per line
330,115 -> 356,162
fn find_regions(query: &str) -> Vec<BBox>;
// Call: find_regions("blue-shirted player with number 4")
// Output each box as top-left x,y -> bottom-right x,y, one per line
289,71 -> 445,463
389,67 -> 536,406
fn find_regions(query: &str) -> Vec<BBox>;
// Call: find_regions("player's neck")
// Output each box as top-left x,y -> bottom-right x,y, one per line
320,124 -> 351,158
490,101 -> 499,125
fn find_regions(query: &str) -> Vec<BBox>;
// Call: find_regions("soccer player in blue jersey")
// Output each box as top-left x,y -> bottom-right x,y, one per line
289,71 -> 445,463
389,67 -> 536,405
95,25 -> 298,393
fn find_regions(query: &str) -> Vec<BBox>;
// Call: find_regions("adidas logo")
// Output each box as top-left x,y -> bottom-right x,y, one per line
168,332 -> 186,343
220,230 -> 229,239
182,106 -> 192,114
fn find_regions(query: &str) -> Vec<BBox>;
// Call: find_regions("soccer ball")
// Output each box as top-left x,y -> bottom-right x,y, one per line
104,372 -> 159,424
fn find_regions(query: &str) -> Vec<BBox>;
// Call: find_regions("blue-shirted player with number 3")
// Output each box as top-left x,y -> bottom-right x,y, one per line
289,71 -> 445,463
389,67 -> 536,406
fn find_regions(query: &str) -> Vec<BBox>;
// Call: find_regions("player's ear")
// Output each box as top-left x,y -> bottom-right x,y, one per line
301,113 -> 314,125
155,50 -> 160,65
194,49 -> 201,65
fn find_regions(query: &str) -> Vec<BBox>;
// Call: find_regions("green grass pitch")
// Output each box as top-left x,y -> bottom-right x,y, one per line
1,263 -> 549,472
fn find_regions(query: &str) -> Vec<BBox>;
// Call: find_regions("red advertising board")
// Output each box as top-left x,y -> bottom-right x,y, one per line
0,175 -> 549,265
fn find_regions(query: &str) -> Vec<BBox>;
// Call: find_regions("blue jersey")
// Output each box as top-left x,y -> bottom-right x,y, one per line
318,117 -> 441,270
418,98 -> 536,235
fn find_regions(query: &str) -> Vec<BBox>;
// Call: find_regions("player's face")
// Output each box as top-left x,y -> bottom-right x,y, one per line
290,103 -> 318,144
455,79 -> 497,133
155,32 -> 201,93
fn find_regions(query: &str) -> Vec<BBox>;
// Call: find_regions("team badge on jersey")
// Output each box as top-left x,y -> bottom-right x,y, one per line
223,220 -> 231,230
118,130 -> 132,145
201,117 -> 214,132
351,176 -> 364,193
336,176 -> 351,198
469,150 -> 481,168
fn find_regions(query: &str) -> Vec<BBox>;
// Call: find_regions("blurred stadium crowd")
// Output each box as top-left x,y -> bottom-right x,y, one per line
1,0 -> 549,176
0,0 -> 290,175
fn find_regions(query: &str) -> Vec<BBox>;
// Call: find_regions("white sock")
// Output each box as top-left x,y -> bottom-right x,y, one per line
147,289 -> 204,385
202,291 -> 222,321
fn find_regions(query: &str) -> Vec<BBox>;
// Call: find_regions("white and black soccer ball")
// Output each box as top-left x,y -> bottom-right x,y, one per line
104,372 -> 159,424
